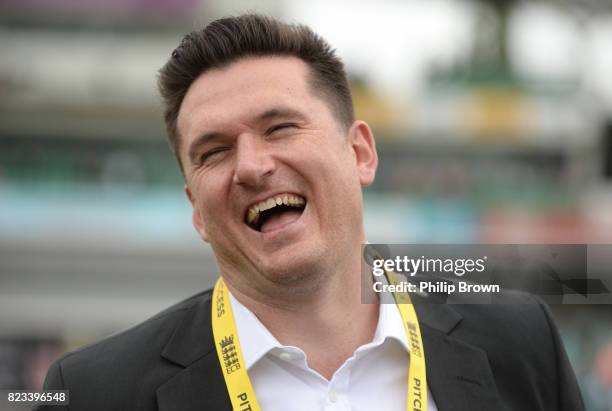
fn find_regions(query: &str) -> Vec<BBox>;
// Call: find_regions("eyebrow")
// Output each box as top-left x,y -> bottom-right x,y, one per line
257,107 -> 306,123
187,131 -> 225,166
187,106 -> 307,166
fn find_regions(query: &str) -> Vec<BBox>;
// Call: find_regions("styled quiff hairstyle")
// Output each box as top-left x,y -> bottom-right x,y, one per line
157,14 -> 354,171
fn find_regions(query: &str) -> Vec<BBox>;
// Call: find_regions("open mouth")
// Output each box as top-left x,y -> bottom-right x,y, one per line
245,193 -> 306,233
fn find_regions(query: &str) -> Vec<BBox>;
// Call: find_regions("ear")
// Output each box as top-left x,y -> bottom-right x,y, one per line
185,185 -> 209,242
348,120 -> 378,187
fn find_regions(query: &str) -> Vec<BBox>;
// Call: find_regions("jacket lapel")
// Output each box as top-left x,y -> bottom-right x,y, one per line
415,301 -> 504,411
156,293 -> 232,411
156,353 -> 231,411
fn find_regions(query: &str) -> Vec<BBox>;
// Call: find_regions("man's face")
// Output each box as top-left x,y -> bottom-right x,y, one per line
177,56 -> 377,298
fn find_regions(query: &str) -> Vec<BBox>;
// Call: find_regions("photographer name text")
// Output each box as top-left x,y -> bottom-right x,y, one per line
373,280 -> 500,294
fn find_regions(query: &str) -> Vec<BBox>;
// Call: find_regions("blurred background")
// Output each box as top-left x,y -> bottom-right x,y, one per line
1,0 -> 612,409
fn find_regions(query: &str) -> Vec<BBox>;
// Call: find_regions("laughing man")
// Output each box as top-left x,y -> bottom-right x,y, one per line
39,14 -> 583,411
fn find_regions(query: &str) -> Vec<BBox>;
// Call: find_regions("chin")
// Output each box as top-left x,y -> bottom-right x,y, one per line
259,253 -> 327,293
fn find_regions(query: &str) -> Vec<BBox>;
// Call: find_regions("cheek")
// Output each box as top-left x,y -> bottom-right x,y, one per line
323,150 -> 362,189
311,158 -> 362,213
192,174 -> 230,217
300,155 -> 354,203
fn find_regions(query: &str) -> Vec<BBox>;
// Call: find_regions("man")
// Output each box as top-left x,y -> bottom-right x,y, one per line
39,14 -> 583,410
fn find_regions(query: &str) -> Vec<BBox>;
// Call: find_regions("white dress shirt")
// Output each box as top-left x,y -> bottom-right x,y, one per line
229,291 -> 438,411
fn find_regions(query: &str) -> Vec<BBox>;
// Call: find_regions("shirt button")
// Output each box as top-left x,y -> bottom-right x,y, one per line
328,389 -> 338,403
279,352 -> 293,361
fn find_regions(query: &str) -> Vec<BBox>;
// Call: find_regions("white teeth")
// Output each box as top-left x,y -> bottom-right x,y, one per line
245,193 -> 306,227
248,209 -> 257,223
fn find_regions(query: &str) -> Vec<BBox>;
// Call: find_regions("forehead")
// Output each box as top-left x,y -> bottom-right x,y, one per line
177,56 -> 325,140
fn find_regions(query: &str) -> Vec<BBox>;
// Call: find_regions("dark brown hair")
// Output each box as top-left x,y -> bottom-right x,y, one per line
157,14 -> 354,172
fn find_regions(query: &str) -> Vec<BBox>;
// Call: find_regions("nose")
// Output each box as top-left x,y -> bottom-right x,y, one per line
232,133 -> 275,188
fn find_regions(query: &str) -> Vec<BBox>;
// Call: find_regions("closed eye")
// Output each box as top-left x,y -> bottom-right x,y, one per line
266,123 -> 297,135
200,147 -> 229,164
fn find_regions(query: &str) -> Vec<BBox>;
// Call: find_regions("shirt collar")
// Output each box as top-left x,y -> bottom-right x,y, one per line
229,291 -> 281,369
374,286 -> 410,351
229,285 -> 410,370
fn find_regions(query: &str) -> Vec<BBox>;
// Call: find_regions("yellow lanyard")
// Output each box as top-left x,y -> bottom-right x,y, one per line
211,272 -> 427,411
386,269 -> 428,411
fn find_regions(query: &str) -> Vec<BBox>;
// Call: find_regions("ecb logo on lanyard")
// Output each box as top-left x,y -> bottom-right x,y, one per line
219,335 -> 241,373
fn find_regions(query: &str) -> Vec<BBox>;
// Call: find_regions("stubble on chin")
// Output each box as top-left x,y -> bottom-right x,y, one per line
243,260 -> 327,305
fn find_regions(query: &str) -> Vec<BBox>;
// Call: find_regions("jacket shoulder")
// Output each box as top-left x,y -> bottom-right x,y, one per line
447,289 -> 583,410
40,289 -> 214,410
62,289 -> 212,364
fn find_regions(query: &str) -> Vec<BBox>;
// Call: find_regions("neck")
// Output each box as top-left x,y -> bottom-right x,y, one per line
227,260 -> 379,380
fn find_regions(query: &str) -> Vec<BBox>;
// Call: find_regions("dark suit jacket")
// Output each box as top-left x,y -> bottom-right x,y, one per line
37,288 -> 584,411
